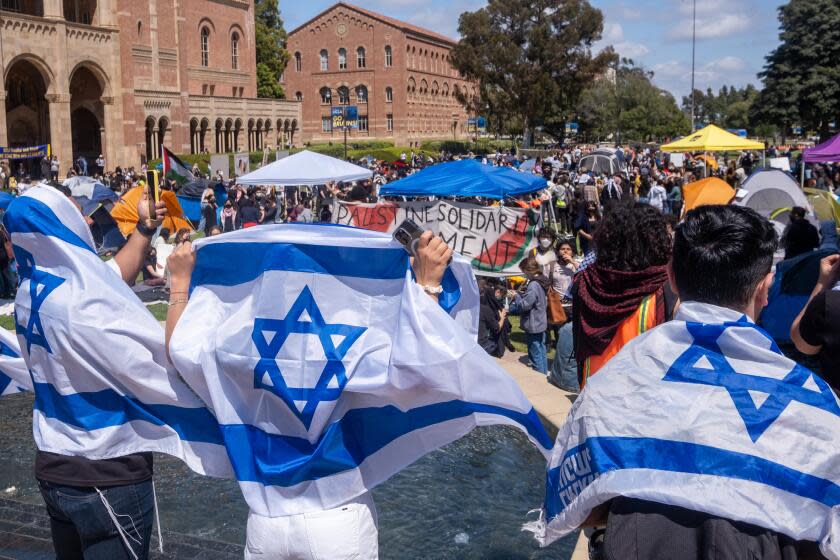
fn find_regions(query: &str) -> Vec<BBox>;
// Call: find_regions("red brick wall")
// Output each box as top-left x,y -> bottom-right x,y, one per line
284,4 -> 471,146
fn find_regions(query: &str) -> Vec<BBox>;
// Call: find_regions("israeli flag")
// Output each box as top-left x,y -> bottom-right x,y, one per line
528,302 -> 840,559
169,225 -> 552,517
3,185 -> 231,477
0,328 -> 31,396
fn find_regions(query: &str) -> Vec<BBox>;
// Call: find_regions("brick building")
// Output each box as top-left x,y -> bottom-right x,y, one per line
283,2 -> 474,147
0,0 -> 300,175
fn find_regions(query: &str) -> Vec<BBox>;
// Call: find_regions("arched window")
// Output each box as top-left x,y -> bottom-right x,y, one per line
338,86 -> 350,105
319,49 -> 329,71
357,47 -> 366,68
231,32 -> 239,70
356,85 -> 368,103
338,48 -> 347,70
385,87 -> 393,103
385,45 -> 392,67
295,91 -> 303,101
319,87 -> 331,104
294,52 -> 302,72
200,27 -> 210,67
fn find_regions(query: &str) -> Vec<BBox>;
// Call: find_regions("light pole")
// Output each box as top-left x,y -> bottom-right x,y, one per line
690,0 -> 697,131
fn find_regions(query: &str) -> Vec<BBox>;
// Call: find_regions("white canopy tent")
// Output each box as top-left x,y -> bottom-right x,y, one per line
235,150 -> 373,186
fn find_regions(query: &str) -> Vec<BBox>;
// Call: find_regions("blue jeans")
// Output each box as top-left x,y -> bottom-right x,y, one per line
38,479 -> 155,560
550,321 -> 579,392
526,332 -> 548,374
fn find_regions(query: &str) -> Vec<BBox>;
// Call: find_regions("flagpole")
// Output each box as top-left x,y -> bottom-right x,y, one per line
690,0 -> 696,131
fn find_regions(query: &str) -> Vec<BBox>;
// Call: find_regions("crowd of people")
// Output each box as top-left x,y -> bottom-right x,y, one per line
0,136 -> 838,560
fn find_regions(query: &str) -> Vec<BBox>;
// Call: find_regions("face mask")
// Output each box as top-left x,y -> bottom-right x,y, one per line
539,239 -> 552,249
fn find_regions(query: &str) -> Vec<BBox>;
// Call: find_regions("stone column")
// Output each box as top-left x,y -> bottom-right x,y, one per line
100,96 -> 115,171
0,90 -> 7,148
46,93 -> 72,175
43,0 -> 64,19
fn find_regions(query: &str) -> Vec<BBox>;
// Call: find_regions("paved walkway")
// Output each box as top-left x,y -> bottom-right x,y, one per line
496,351 -> 588,560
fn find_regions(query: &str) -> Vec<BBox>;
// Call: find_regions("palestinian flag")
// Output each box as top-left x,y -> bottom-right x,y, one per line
162,146 -> 195,186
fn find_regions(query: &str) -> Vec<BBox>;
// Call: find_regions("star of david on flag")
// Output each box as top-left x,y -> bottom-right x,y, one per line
13,247 -> 64,355
664,321 -> 840,442
252,286 -> 367,429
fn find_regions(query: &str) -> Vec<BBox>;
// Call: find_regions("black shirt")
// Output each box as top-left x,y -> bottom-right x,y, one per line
799,289 -> 840,391
36,451 -> 153,487
784,220 -> 820,260
240,204 -> 261,224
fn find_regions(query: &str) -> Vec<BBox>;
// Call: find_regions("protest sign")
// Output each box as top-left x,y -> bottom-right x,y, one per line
332,200 -> 537,276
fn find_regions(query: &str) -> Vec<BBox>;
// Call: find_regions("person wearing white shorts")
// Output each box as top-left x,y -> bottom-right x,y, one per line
244,492 -> 379,560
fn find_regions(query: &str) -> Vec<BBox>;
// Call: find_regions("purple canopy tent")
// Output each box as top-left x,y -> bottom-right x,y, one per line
801,132 -> 840,186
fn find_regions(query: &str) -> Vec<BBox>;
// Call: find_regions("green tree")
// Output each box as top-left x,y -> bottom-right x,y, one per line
255,0 -> 290,99
450,0 -> 613,145
752,0 -> 840,140
577,59 -> 689,143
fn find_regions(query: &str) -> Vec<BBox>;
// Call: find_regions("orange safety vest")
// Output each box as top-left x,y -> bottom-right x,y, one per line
581,293 -> 659,388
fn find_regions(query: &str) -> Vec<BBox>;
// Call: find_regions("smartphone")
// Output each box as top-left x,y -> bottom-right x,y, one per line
145,170 -> 160,221
392,219 -> 424,256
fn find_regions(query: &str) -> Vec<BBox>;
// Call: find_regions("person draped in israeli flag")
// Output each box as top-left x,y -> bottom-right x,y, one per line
529,205 -> 840,560
4,184 -> 231,560
0,326 -> 32,395
165,224 -> 552,559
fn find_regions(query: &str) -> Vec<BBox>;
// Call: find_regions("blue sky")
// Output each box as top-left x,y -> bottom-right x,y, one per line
281,0 -> 786,102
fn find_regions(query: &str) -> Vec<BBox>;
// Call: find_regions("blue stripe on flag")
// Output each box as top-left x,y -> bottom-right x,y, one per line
191,242 -> 409,287
544,436 -> 840,518
3,196 -> 94,254
437,268 -> 461,313
33,382 -> 224,446
221,401 -> 552,487
0,373 -> 12,395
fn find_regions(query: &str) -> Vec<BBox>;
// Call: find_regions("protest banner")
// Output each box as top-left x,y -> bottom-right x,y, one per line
0,144 -> 50,159
331,200 -> 537,276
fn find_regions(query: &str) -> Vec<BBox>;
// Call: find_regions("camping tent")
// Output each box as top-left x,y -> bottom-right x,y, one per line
88,206 -> 126,254
660,124 -> 765,153
63,176 -> 119,215
578,149 -> 624,176
735,169 -> 815,231
236,150 -> 373,186
804,188 -> 840,226
378,159 -> 547,200
682,177 -> 736,214
176,181 -> 228,223
0,192 -> 14,210
111,186 -> 193,236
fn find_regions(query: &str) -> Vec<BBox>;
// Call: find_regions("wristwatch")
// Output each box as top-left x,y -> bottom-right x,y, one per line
419,283 -> 443,295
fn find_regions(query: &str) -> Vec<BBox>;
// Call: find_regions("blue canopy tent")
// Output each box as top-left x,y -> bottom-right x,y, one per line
379,160 -> 547,200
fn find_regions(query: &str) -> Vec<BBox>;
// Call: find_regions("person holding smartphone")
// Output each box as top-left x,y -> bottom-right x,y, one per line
35,182 -> 168,560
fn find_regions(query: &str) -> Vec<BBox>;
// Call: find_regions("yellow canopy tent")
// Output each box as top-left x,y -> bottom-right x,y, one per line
661,124 -> 765,153
110,186 -> 193,237
682,177 -> 737,215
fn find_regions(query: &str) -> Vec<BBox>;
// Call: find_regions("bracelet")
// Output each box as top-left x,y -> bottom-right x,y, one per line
418,283 -> 443,295
168,298 -> 189,306
135,221 -> 158,237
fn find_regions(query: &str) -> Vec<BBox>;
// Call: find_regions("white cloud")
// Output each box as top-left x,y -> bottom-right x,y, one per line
667,13 -> 750,40
675,0 -> 748,16
615,41 -> 650,59
652,60 -> 687,79
601,22 -> 624,43
711,55 -> 747,72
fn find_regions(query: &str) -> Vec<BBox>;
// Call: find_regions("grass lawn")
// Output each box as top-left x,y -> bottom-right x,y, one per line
509,322 -> 529,354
